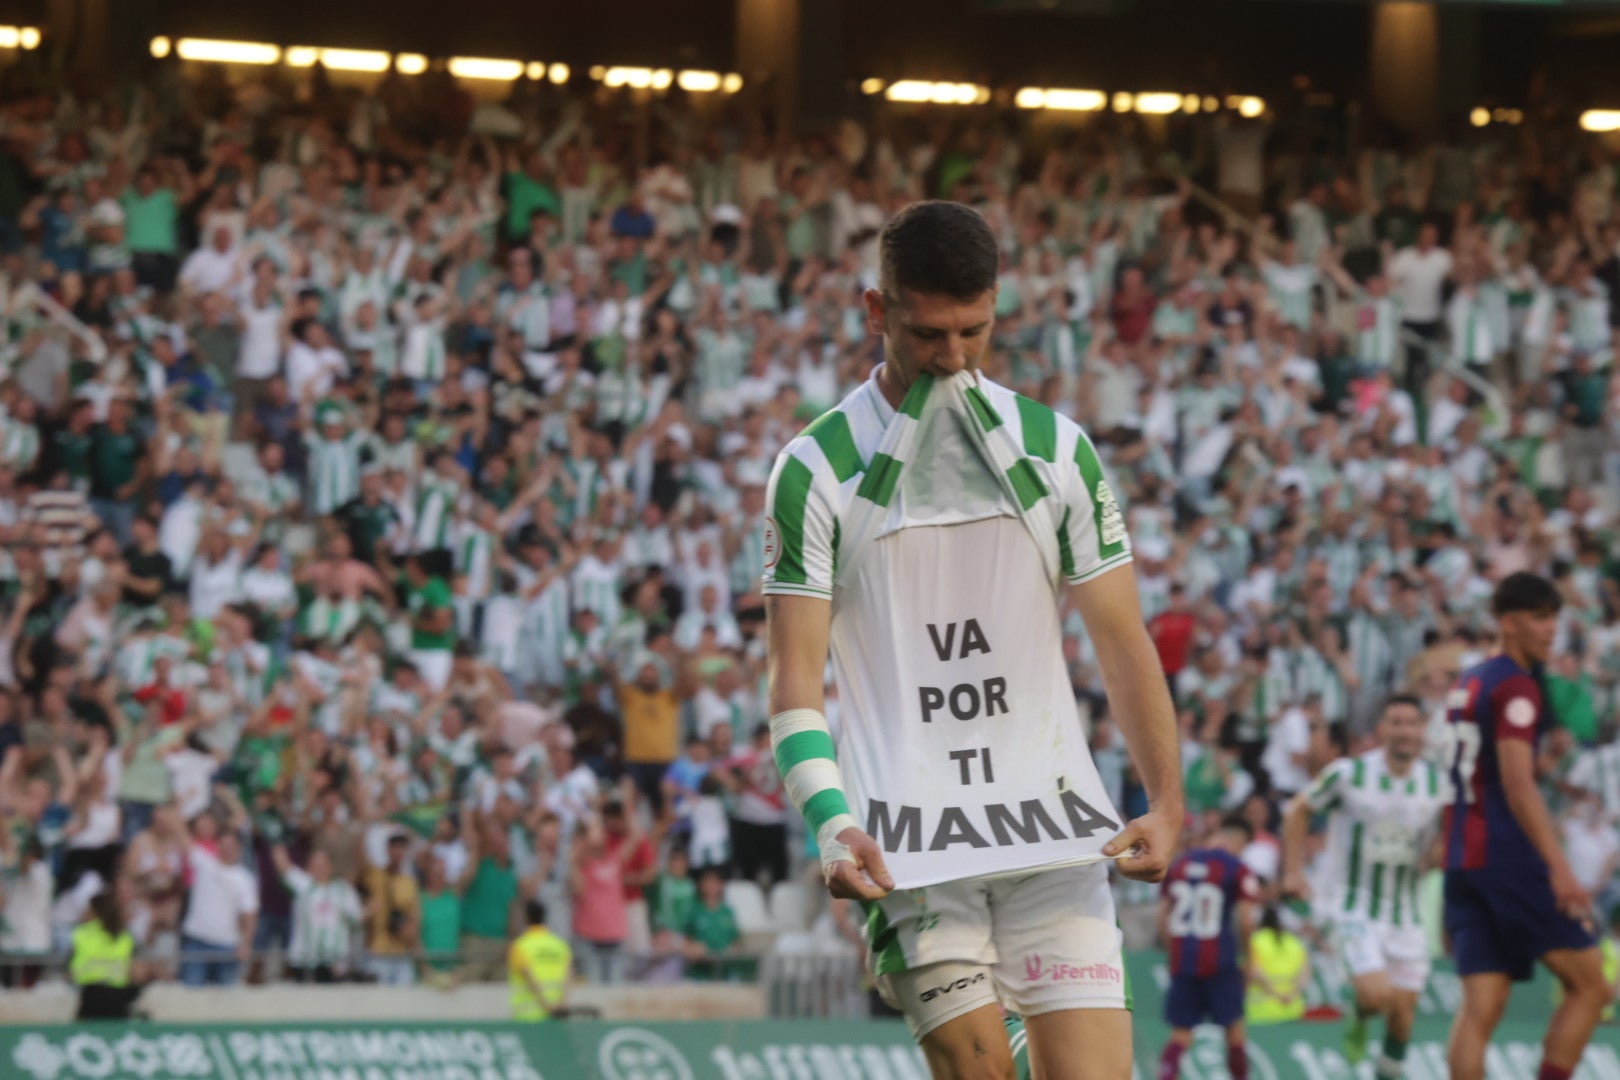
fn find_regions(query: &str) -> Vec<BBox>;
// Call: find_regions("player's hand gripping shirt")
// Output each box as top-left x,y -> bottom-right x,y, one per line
1302,748 -> 1447,928
763,369 -> 1131,888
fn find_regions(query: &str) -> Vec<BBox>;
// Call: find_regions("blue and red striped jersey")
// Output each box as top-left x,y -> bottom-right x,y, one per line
1161,849 -> 1260,977
1443,654 -> 1548,871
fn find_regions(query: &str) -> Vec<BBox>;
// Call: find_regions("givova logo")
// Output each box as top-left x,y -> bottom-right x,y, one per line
597,1029 -> 693,1080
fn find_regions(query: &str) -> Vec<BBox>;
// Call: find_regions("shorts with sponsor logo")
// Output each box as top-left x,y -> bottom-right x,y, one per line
1332,916 -> 1430,992
864,862 -> 1128,1040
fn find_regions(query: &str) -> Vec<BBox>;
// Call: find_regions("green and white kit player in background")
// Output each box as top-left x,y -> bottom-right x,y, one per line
1280,695 -> 1448,1080
765,201 -> 1183,1080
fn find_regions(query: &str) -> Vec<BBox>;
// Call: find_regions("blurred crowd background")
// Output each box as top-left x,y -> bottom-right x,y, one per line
0,51 -> 1615,995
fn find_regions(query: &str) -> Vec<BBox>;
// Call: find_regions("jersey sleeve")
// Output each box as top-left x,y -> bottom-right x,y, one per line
762,444 -> 837,599
1488,673 -> 1543,745
1057,424 -> 1133,585
1302,759 -> 1345,812
1235,864 -> 1263,904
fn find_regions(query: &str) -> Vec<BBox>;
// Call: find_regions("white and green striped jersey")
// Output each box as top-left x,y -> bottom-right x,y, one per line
282,867 -> 363,968
305,431 -> 365,516
763,372 -> 1130,600
1354,295 -> 1402,369
1,418 -> 38,471
1566,281 -> 1612,355
1345,610 -> 1393,703
763,370 -> 1132,888
1447,289 -> 1495,365
453,520 -> 497,600
1304,749 -> 1447,929
570,554 -> 622,630
729,520 -> 766,598
413,476 -> 460,553
400,320 -> 447,380
1293,646 -> 1349,724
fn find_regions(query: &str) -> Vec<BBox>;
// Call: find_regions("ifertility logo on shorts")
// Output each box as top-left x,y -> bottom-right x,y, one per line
1022,953 -> 1122,985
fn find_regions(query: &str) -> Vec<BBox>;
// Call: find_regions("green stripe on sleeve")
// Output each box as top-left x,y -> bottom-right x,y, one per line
771,456 -> 814,585
1016,397 -> 1057,461
966,386 -> 1002,432
774,730 -> 838,776
802,787 -> 853,835
1073,431 -> 1127,561
1007,459 -> 1049,510
803,411 -> 864,483
857,452 -> 902,507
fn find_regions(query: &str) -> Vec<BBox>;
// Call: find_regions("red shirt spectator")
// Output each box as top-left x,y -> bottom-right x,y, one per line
1148,586 -> 1197,676
1110,267 -> 1159,345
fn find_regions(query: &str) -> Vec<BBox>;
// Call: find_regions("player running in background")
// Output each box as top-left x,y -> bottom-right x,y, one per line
1280,695 -> 1448,1080
1442,572 -> 1609,1080
765,201 -> 1183,1080
1156,816 -> 1262,1080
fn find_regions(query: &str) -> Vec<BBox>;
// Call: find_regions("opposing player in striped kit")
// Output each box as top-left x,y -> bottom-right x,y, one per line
765,201 -> 1183,1080
1280,695 -> 1447,1079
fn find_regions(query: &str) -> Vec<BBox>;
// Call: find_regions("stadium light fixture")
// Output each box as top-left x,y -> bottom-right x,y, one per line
1237,96 -> 1265,118
1016,88 -> 1106,112
1580,110 -> 1620,133
448,57 -> 523,80
861,77 -> 885,96
526,61 -> 545,80
18,26 -> 38,49
1015,88 -> 1045,109
150,36 -> 172,58
1112,92 -> 1134,113
678,70 -> 722,92
396,53 -> 427,75
285,47 -> 391,72
175,38 -> 282,65
722,73 -> 743,93
1470,107 -> 1491,127
1182,94 -> 1201,115
1504,108 -> 1523,125
884,80 -> 933,102
1202,96 -> 1219,112
1134,92 -> 1182,115
651,69 -> 674,90
548,63 -> 569,84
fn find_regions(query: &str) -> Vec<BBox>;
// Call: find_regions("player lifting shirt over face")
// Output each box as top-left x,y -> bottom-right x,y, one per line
764,201 -> 1184,1080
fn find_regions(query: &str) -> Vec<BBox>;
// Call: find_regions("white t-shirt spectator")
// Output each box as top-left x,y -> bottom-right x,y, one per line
285,340 -> 348,402
165,747 -> 219,820
0,860 -> 54,953
1260,705 -> 1313,795
190,550 -> 245,620
179,246 -> 240,296
1563,813 -> 1620,894
183,846 -> 260,947
1389,247 -> 1453,323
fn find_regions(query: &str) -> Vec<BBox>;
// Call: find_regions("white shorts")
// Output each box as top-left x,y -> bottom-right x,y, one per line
1334,917 -> 1430,993
867,862 -> 1127,1040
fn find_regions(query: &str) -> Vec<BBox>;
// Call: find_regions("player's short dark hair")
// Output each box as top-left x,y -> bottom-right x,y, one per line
1217,814 -> 1255,843
1491,571 -> 1562,617
1382,693 -> 1424,716
525,900 -> 548,926
878,201 -> 998,300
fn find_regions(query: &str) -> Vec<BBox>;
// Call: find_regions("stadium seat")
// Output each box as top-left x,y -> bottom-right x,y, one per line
767,881 -> 812,933
723,880 -> 772,935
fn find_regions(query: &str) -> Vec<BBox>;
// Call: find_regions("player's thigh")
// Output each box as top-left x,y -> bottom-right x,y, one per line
1380,924 -> 1432,996
989,863 -> 1128,1017
1023,1007 -> 1132,1080
1542,944 -> 1608,997
918,1001 -> 1017,1080
1455,972 -> 1514,1028
868,880 -> 999,1042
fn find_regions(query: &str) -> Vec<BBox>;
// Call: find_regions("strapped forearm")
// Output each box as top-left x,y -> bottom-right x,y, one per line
770,708 -> 857,867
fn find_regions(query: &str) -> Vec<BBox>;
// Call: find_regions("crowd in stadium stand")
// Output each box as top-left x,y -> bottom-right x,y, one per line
0,60 -> 1615,992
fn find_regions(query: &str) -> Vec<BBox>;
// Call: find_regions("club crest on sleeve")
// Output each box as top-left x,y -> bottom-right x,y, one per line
763,515 -> 781,569
1504,696 -> 1536,729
